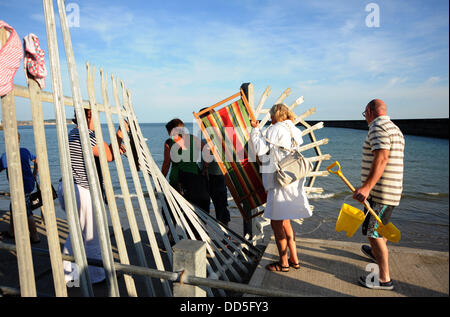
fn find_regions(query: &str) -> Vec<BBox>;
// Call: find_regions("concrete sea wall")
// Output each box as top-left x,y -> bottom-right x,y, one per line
306,118 -> 449,139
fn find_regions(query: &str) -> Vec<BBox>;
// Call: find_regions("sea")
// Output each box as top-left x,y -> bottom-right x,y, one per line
0,123 -> 448,252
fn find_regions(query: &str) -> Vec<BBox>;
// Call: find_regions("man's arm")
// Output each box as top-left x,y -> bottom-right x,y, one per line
32,159 -> 38,178
199,138 -> 210,174
92,122 -> 129,162
353,149 -> 389,202
161,143 -> 171,177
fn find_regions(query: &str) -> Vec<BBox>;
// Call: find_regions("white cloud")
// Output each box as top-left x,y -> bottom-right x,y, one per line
78,4 -> 136,45
340,19 -> 357,35
425,76 -> 441,86
296,80 -> 319,90
30,13 -> 44,23
388,77 -> 408,87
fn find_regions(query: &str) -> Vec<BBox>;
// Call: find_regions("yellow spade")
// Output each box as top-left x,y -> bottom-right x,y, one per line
327,161 -> 401,243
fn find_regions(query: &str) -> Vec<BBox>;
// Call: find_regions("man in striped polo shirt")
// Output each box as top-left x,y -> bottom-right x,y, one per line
353,99 -> 405,290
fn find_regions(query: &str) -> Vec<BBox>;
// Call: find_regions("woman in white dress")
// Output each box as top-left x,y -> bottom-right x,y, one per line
250,104 -> 312,272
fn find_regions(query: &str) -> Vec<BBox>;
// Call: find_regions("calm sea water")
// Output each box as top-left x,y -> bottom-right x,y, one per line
1,123 -> 448,251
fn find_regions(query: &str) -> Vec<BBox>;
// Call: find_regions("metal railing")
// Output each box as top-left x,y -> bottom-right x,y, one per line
0,240 -> 300,297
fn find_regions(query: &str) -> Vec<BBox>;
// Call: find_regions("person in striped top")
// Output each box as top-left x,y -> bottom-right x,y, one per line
59,108 -> 127,285
353,99 -> 405,290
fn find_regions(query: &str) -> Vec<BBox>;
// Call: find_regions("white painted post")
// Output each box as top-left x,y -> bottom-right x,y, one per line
173,240 -> 206,297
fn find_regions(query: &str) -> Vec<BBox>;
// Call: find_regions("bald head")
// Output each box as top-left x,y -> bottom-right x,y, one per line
367,99 -> 387,116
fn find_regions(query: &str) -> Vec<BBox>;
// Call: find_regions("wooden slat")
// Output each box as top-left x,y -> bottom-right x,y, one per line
1,91 -> 37,297
56,0 -> 119,296
196,92 -> 241,117
254,85 -> 272,116
308,154 -> 332,162
289,96 -> 304,110
259,88 -> 292,127
299,138 -> 329,152
294,107 -> 316,125
43,0 -> 94,296
13,84 -> 124,115
301,122 -> 324,136
28,77 -> 67,296
120,82 -> 172,296
88,63 -> 137,297
109,75 -> 155,296
1,25 -> 37,297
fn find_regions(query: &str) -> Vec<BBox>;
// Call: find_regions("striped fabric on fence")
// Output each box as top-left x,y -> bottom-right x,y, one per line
0,21 -> 23,96
200,99 -> 267,213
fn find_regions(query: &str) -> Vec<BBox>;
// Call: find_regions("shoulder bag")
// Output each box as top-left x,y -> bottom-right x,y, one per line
30,177 -> 58,211
266,123 -> 313,187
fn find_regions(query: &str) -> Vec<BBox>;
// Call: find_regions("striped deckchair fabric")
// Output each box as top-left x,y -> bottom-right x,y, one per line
194,91 -> 266,222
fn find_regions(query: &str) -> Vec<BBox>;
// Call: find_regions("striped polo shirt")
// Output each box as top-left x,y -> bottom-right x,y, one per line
69,127 -> 97,189
361,116 -> 405,206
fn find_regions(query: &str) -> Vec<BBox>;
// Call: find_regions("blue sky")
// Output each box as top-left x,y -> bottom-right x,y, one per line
1,0 -> 448,122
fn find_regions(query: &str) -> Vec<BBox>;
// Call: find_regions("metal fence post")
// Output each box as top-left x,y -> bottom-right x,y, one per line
173,240 -> 206,297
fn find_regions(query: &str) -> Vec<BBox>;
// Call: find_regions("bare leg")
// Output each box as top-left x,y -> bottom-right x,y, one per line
7,211 -> 14,236
282,220 -> 299,264
271,220 -> 289,267
369,237 -> 390,282
28,216 -> 40,241
8,213 -> 40,241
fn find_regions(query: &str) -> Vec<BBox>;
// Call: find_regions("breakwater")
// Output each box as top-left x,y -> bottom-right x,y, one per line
306,118 -> 449,139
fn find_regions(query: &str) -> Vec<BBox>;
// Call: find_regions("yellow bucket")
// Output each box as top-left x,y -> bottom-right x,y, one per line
335,203 -> 365,237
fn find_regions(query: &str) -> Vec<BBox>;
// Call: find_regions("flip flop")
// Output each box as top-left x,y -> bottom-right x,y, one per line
288,260 -> 301,269
265,261 -> 290,272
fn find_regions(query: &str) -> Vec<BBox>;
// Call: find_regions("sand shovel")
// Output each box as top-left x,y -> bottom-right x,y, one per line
327,161 -> 401,243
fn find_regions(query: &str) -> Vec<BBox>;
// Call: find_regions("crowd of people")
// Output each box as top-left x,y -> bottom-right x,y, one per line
160,99 -> 404,290
0,98 -> 404,291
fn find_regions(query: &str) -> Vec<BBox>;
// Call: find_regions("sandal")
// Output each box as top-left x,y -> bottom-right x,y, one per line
288,260 -> 301,269
265,261 -> 290,272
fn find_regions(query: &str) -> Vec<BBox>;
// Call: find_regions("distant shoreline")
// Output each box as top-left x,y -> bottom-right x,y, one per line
1,118 -> 448,139
0,119 -> 73,130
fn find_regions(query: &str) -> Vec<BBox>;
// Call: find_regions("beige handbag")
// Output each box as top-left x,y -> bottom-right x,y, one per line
266,123 -> 313,187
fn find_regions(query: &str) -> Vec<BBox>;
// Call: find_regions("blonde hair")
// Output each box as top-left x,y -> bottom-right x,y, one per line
270,103 -> 296,122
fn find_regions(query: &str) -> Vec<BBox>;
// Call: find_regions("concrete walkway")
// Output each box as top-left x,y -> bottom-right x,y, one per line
248,237 -> 449,297
1,206 -> 448,297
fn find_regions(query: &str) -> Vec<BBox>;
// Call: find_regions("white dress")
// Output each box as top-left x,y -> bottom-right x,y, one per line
250,120 -> 312,220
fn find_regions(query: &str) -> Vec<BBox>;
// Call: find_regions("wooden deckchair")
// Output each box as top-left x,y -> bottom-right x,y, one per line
193,89 -> 266,236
